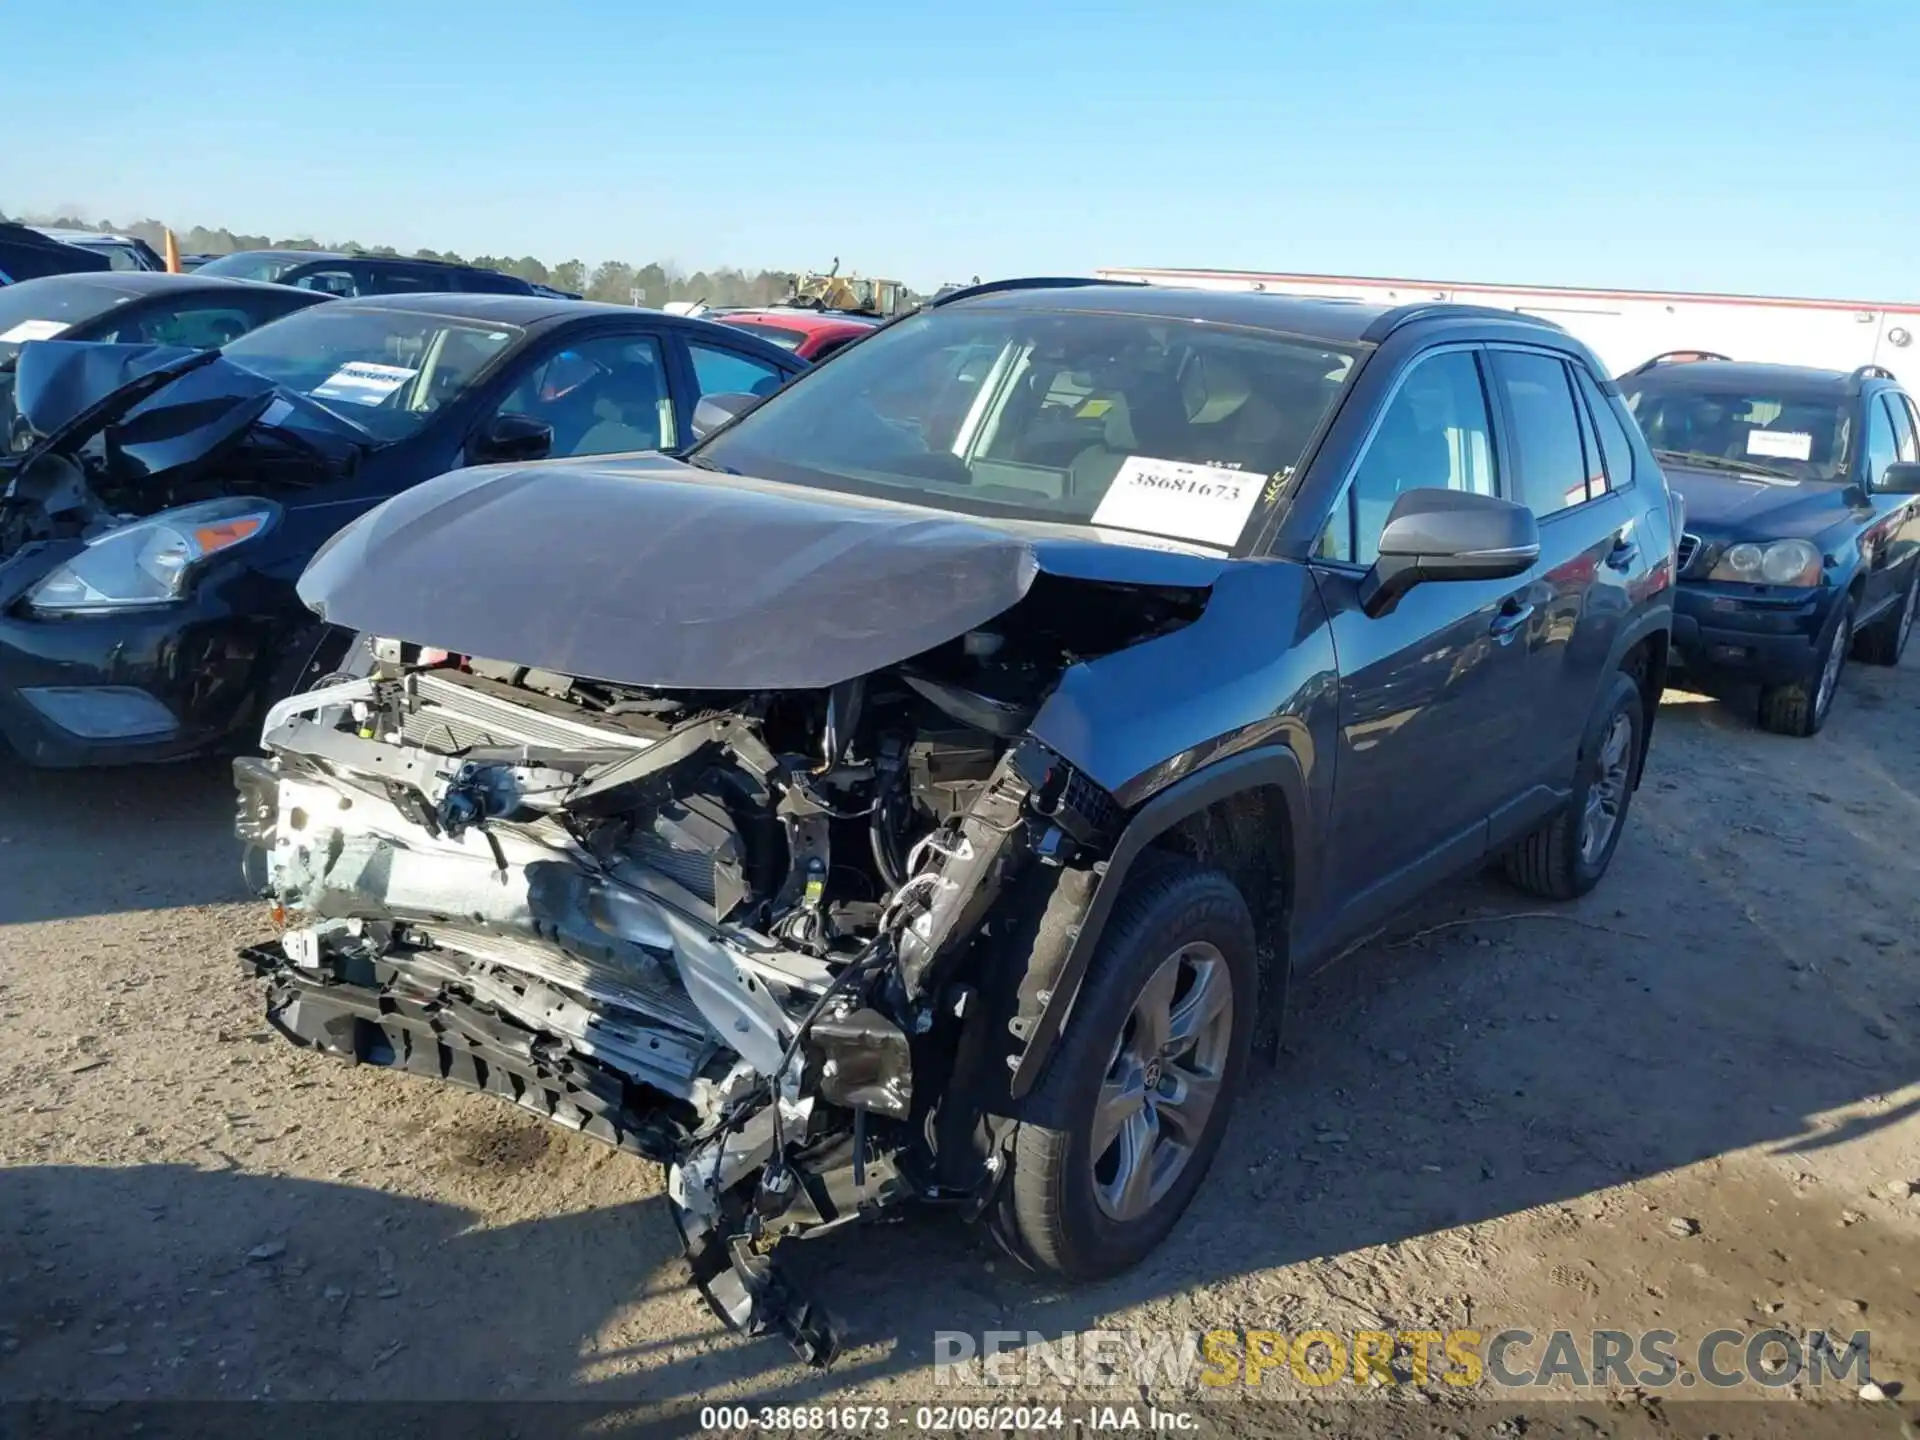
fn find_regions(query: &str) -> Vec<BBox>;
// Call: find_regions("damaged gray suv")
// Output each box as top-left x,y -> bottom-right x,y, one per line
234,279 -> 1675,1361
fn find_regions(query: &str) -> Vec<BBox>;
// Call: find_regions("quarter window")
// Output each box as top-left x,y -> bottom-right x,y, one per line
1490,351 -> 1589,519
1317,349 -> 1497,565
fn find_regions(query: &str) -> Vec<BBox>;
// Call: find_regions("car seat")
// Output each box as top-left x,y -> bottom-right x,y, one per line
1065,374 -> 1192,499
571,360 -> 669,455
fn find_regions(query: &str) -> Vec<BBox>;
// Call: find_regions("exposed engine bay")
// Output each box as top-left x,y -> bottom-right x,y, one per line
1,344 -> 353,555
236,581 -> 1201,1362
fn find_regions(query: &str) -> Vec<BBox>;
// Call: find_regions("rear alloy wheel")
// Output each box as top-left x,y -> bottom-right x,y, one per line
1504,670 -> 1646,900
1854,570 -> 1918,667
998,855 -> 1255,1280
1759,599 -> 1852,737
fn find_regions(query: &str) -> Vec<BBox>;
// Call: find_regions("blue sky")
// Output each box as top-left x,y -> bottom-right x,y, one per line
6,0 -> 1915,297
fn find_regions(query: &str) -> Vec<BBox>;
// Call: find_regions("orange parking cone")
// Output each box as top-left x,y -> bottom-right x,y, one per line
164,228 -> 181,273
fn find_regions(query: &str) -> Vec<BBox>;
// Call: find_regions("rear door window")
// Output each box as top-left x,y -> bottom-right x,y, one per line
1573,366 -> 1634,492
288,266 -> 361,298
1489,350 -> 1591,519
1884,393 -> 1918,463
688,341 -> 789,401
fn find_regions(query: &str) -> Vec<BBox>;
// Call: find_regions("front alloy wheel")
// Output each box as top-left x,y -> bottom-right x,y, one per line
998,855 -> 1256,1280
1090,942 -> 1234,1223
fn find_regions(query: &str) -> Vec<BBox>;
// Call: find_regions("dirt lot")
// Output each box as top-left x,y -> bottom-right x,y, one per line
5,661 -> 1920,1433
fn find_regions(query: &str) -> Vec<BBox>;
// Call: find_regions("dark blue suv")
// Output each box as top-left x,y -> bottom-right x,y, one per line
234,280 -> 1676,1356
1619,354 -> 1920,735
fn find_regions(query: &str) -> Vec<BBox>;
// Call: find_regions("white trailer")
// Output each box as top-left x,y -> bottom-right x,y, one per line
1093,267 -> 1920,382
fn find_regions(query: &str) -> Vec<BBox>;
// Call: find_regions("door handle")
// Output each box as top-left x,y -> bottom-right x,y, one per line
1605,537 -> 1640,571
1490,597 -> 1534,640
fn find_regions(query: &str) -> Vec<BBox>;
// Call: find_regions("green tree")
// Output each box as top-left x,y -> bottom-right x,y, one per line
586,260 -> 638,304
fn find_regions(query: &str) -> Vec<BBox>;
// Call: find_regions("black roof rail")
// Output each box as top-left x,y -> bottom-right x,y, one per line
928,276 -> 1140,308
1848,363 -> 1897,389
1620,350 -> 1733,378
1359,302 -> 1568,344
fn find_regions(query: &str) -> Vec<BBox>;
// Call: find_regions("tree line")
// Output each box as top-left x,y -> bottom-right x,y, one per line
3,207 -> 812,309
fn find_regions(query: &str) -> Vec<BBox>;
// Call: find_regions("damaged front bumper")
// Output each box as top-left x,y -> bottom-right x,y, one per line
233,665 -> 1095,1363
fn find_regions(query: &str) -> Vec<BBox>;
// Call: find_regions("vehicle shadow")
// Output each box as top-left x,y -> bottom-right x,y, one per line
0,754 -> 251,925
9,681 -> 1920,1428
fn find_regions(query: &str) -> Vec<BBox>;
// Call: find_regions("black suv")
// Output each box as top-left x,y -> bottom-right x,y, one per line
193,249 -> 540,299
1618,354 -> 1920,735
237,281 -> 1673,1357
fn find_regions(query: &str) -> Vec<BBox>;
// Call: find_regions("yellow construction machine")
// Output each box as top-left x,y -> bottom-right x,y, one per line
784,259 -> 911,317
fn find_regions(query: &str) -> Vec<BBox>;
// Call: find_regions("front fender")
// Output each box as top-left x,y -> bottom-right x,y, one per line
1005,744 -> 1307,1101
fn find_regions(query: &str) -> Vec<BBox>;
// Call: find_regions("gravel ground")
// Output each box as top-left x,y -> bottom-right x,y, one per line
4,665 -> 1920,1432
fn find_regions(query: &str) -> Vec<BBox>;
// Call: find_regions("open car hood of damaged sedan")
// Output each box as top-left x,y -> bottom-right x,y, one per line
297,455 -> 1231,690
6,342 -> 277,484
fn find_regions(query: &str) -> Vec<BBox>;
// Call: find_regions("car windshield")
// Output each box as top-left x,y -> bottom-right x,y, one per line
1619,377 -> 1850,482
696,305 -> 1360,549
195,252 -> 313,284
0,279 -> 139,362
219,306 -> 519,440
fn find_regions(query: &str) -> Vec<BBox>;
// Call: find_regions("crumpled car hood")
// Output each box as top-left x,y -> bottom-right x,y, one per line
6,342 -> 282,485
298,455 -> 1228,691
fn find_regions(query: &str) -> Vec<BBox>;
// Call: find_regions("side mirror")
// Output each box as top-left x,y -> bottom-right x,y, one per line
469,412 -> 552,465
1360,488 -> 1540,618
1878,461 -> 1920,495
690,391 -> 760,441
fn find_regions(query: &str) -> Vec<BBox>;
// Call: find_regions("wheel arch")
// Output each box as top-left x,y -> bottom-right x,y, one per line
1608,618 -> 1669,788
1006,745 -> 1305,1101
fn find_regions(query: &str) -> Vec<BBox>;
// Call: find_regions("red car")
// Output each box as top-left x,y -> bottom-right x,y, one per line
715,306 -> 882,362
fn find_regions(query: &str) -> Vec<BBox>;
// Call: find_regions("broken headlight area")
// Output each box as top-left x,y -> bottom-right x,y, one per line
232,604 -> 1161,1363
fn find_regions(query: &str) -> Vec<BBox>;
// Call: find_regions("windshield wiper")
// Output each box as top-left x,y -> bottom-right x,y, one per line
1653,448 -> 1801,482
684,453 -> 739,474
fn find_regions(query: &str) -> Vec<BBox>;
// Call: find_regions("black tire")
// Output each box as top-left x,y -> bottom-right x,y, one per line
1758,599 -> 1852,737
1854,570 -> 1918,667
1503,671 -> 1645,901
996,854 -> 1256,1280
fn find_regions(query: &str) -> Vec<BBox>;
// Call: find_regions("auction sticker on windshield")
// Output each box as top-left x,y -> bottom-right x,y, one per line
1747,430 -> 1813,461
0,319 -> 70,344
1091,455 -> 1261,548
312,361 -> 417,407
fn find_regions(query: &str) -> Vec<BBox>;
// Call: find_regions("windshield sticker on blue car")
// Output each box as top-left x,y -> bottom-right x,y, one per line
0,319 -> 69,344
1747,430 -> 1813,461
1090,454 -> 1261,548
311,361 -> 418,407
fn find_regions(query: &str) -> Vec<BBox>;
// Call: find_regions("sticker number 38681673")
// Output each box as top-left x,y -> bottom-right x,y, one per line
1090,455 -> 1263,548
